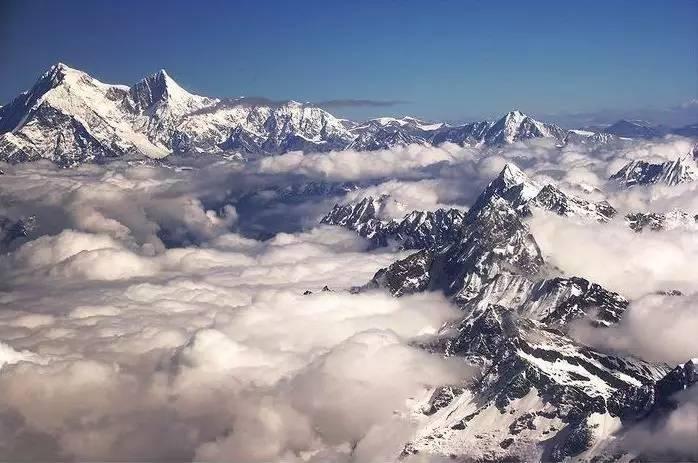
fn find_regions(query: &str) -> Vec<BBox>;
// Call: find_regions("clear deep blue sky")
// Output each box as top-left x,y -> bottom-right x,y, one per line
1,0 -> 696,121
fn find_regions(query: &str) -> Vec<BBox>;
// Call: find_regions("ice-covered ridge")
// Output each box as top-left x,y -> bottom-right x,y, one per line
610,155 -> 698,187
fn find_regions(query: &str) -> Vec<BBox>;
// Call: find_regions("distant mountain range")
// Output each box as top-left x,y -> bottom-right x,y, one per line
588,119 -> 698,139
1,63 -> 695,166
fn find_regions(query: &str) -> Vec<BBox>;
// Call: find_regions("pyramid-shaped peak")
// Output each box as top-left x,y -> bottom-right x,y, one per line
488,162 -> 542,203
41,62 -> 82,82
47,62 -> 80,73
501,110 -> 529,123
26,62 -> 96,96
143,68 -> 180,88
50,62 -> 69,72
127,68 -> 207,113
151,69 -> 185,90
498,163 -> 530,184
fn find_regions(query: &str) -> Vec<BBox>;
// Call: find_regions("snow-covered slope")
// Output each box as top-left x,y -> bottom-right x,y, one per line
180,99 -> 354,155
321,195 -> 466,249
471,163 -> 616,222
408,307 -> 670,462
0,64 -> 354,164
482,110 -> 568,145
430,111 -> 568,147
368,196 -> 545,301
123,69 -> 217,149
0,63 -> 168,165
316,166 -> 698,461
610,156 -> 698,187
529,184 -> 617,222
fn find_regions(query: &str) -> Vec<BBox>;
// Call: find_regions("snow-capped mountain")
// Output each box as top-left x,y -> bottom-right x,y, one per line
0,64 -> 617,166
470,163 -> 543,213
408,308 -> 672,462
181,98 -> 354,155
563,130 -> 622,147
471,163 -> 617,222
368,195 -> 545,301
479,110 -> 568,145
318,165 -> 697,461
322,164 -> 616,256
0,63 -> 170,165
123,69 -> 216,149
344,111 -> 570,151
0,64 -> 355,165
357,193 -> 663,460
610,156 -> 698,187
430,110 -> 568,147
321,195 -> 466,249
528,184 -> 617,222
346,117 -> 433,151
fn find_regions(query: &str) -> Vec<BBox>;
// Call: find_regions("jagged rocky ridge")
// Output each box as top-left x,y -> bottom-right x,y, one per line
469,163 -> 618,223
320,165 -> 697,461
0,63 -> 636,166
610,156 -> 698,188
368,195 -> 545,302
321,195 -> 466,249
322,164 -> 617,251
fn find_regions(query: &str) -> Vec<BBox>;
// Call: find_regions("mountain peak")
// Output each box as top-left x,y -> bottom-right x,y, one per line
499,110 -> 528,125
47,62 -> 78,73
50,62 -> 69,72
610,155 -> 698,187
126,68 -> 210,115
468,163 -> 542,216
495,162 -> 540,194
143,68 -> 179,91
498,163 -> 532,187
505,109 -> 526,119
40,62 -> 82,86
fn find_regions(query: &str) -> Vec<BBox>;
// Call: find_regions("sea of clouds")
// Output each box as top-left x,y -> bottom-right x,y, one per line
0,135 -> 696,460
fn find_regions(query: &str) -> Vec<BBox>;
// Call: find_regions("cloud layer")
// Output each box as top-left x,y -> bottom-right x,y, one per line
0,134 -> 696,460
0,182 -> 470,460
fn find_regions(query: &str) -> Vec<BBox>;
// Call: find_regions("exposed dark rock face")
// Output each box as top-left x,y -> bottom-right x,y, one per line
367,196 -> 543,303
330,164 -> 692,461
321,195 -> 466,250
529,184 -> 616,222
0,215 -> 36,251
610,157 -> 698,188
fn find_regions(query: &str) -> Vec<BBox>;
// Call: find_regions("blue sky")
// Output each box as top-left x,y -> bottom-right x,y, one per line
1,0 -> 696,122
